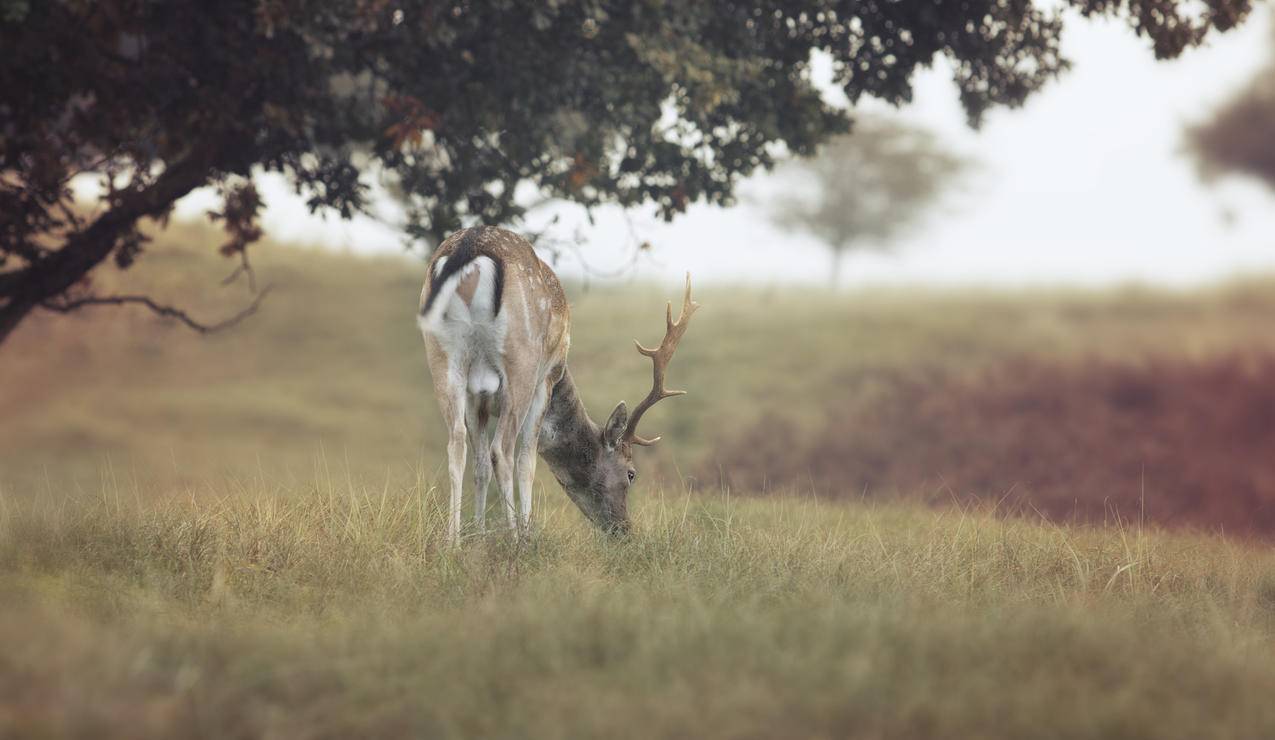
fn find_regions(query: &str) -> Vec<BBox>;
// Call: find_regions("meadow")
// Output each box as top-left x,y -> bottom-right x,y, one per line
4,225 -> 1275,737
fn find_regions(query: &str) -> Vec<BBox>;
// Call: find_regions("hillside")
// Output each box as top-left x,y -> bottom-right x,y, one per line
5,222 -> 1275,536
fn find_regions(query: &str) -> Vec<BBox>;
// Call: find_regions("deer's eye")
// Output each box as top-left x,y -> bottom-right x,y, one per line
627,470 -> 636,484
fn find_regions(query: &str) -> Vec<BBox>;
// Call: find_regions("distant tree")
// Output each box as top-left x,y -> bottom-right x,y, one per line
0,0 -> 1257,346
764,119 -> 968,285
1186,19 -> 1275,191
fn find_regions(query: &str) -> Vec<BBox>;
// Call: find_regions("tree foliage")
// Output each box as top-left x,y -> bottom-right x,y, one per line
0,0 -> 1256,344
764,118 -> 968,283
1186,19 -> 1275,191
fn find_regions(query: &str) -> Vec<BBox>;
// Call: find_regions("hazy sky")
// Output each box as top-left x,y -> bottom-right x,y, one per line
175,7 -> 1275,288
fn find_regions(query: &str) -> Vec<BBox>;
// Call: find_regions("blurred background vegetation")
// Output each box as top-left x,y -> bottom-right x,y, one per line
6,217 -> 1275,539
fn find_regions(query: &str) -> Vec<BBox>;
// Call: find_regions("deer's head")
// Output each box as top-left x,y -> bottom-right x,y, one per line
555,277 -> 699,535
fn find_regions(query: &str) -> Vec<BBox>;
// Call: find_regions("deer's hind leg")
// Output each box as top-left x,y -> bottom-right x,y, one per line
466,392 -> 496,533
437,380 -> 468,546
425,340 -> 468,547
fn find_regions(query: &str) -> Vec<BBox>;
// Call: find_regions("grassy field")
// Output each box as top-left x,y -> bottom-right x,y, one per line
5,224 -> 1275,736
5,483 -> 1275,737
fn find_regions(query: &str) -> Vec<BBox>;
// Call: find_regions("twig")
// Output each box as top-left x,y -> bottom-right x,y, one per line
41,286 -> 272,334
523,207 -> 658,291
220,250 -> 257,292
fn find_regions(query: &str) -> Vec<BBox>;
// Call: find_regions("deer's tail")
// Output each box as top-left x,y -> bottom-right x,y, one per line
418,227 -> 506,330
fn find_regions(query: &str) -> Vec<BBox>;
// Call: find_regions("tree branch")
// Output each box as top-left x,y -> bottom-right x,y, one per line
40,286 -> 272,335
0,146 -> 221,344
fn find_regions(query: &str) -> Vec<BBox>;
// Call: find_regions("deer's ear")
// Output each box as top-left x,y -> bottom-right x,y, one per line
603,401 -> 628,448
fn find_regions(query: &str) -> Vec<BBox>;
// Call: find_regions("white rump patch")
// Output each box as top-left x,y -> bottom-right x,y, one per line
419,255 -> 509,401
418,256 -> 500,332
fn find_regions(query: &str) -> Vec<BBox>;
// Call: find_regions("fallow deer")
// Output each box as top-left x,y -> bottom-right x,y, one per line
417,225 -> 698,544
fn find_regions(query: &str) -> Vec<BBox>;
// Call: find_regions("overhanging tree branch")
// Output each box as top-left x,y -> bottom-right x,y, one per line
0,147 -> 221,344
39,286 -> 272,335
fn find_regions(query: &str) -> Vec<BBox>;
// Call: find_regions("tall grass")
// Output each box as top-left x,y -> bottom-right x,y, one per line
4,469 -> 1275,737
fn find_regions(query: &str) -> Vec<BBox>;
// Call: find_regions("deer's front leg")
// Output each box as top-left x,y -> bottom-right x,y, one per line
492,355 -> 536,533
514,443 -> 537,532
514,379 -> 552,531
490,395 -> 523,532
491,425 -> 518,531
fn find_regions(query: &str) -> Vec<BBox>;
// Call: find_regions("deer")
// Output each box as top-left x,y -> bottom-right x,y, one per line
417,225 -> 698,544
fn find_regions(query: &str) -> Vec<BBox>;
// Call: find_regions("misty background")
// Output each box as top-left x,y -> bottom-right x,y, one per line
163,7 -> 1275,288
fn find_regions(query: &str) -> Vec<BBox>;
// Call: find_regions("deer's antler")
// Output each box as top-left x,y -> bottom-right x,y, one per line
624,274 -> 700,446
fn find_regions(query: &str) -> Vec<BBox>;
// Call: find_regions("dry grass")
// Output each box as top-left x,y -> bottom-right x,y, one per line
5,476 -> 1275,738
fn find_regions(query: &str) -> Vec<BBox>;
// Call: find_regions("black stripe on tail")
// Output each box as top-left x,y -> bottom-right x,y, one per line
420,226 -> 505,317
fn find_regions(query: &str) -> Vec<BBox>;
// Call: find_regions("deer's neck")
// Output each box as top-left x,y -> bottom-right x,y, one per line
538,367 -> 601,489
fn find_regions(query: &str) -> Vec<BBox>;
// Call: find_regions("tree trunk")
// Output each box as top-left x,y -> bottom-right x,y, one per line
829,247 -> 844,290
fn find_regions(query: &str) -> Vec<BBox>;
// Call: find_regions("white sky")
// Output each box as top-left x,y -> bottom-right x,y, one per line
174,8 -> 1275,288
